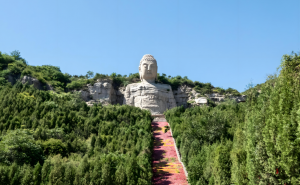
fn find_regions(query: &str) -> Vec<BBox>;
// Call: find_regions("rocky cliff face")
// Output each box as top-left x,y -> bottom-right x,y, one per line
115,87 -> 125,105
79,82 -> 246,108
21,75 -> 53,90
78,79 -> 118,106
173,85 -> 192,107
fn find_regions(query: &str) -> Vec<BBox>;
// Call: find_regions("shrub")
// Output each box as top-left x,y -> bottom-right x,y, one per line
66,79 -> 88,90
42,139 -> 67,157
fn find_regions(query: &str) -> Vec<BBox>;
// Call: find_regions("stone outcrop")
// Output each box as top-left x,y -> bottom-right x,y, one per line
173,85 -> 246,107
194,97 -> 208,105
173,85 -> 209,107
21,75 -> 53,90
173,85 -> 193,107
78,79 -> 117,106
115,87 -> 125,105
207,93 -> 246,103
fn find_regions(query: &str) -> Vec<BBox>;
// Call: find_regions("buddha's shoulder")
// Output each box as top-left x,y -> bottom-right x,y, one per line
125,83 -> 140,91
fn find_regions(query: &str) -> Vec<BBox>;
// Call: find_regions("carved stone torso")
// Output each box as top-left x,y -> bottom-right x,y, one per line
123,82 -> 177,115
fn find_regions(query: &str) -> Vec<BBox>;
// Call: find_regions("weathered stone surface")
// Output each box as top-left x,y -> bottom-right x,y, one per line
195,97 -> 208,104
123,54 -> 177,115
115,87 -> 125,105
207,93 -> 246,103
124,82 -> 177,115
207,93 -> 225,102
21,75 -> 53,90
173,85 -> 246,107
78,90 -> 90,102
173,85 -> 193,107
79,79 -> 117,106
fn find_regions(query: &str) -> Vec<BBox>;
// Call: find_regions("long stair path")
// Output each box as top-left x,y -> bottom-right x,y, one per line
152,116 -> 188,185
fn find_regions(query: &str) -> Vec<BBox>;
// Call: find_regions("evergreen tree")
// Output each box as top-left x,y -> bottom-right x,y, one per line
33,162 -> 42,185
21,164 -> 33,185
41,160 -> 51,184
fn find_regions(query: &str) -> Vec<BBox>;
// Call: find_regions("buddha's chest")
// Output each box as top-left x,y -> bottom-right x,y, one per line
130,85 -> 167,97
129,85 -> 168,105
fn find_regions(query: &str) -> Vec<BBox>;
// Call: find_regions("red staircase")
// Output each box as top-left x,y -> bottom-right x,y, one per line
152,116 -> 188,185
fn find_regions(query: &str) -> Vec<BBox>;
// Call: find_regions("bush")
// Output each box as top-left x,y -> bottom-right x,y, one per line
66,79 -> 88,90
0,77 -> 7,85
42,139 -> 67,157
225,87 -> 241,96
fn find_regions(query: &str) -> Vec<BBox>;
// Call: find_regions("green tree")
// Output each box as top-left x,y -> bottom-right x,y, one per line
86,71 -> 94,79
10,50 -> 27,65
33,162 -> 42,185
64,163 -> 76,185
41,160 -> 51,184
21,164 -> 33,185
0,130 -> 44,165
42,138 -> 67,157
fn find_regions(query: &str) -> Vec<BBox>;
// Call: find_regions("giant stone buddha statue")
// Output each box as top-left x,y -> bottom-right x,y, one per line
123,54 -> 177,115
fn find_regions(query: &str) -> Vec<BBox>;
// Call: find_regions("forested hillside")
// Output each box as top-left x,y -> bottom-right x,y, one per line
3,50 -> 299,184
165,52 -> 300,185
0,82 -> 153,184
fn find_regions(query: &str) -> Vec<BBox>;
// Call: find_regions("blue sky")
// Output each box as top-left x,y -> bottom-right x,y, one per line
1,0 -> 300,92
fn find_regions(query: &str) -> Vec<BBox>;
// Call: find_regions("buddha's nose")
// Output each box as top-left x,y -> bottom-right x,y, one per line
147,65 -> 152,71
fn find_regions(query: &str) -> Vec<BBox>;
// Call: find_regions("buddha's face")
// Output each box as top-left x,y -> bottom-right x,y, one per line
139,60 -> 157,82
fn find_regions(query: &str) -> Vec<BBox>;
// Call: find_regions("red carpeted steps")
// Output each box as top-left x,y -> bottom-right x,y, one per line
152,116 -> 188,185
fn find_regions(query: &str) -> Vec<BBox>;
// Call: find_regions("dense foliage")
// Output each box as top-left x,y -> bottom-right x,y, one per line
165,100 -> 245,184
0,82 -> 153,184
0,51 -> 71,92
0,50 -> 245,184
165,53 -> 300,185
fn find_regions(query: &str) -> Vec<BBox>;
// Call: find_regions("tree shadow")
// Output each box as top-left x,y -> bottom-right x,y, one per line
152,150 -> 174,185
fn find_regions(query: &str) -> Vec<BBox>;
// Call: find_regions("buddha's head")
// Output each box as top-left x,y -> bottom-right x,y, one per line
139,54 -> 158,83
